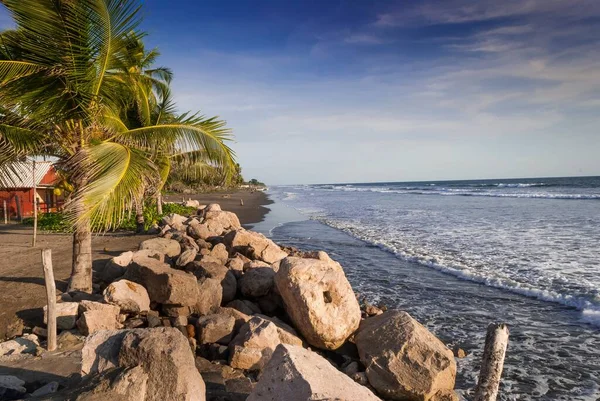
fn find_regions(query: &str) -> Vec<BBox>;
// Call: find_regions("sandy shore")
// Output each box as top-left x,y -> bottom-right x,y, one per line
0,190 -> 272,340
164,190 -> 272,226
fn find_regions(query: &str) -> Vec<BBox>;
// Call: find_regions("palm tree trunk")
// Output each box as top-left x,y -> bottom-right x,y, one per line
68,212 -> 93,293
135,200 -> 145,233
156,192 -> 163,215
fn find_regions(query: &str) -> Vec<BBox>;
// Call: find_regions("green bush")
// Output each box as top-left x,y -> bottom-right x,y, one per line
22,212 -> 72,232
23,201 -> 199,233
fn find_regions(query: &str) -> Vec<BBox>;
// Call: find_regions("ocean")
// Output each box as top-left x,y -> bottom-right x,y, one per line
251,176 -> 600,401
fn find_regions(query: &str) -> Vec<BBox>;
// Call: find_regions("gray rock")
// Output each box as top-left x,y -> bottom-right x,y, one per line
82,328 -> 205,401
194,278 -> 222,316
124,256 -> 199,306
0,334 -> 40,359
239,267 -> 275,298
139,238 -> 181,258
247,344 -> 381,401
44,302 -> 79,330
101,251 -> 133,283
176,248 -> 197,267
196,314 -> 236,345
223,229 -> 288,264
275,254 -> 361,350
355,311 -> 457,401
103,280 -> 150,314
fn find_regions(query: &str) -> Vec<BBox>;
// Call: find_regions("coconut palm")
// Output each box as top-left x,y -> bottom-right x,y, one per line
0,0 -> 235,293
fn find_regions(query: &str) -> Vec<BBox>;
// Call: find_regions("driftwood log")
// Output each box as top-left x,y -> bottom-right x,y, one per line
474,323 -> 509,401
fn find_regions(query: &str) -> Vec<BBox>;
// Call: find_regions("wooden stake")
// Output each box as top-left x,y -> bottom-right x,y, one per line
41,249 -> 57,351
474,323 -> 509,401
32,160 -> 37,247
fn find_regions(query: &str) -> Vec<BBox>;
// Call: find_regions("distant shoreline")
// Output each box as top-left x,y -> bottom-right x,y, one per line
163,189 -> 273,226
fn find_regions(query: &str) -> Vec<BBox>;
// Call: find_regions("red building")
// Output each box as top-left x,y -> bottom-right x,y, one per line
0,161 -> 64,219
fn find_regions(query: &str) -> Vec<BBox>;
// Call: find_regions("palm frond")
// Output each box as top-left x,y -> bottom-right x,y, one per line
65,141 -> 157,231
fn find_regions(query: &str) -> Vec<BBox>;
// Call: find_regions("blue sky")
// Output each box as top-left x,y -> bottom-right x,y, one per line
4,1 -> 600,184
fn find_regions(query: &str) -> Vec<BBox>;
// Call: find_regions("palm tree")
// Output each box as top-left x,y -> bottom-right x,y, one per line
0,0 -> 235,293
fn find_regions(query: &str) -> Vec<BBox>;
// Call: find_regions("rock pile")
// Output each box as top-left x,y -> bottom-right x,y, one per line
0,203 -> 460,401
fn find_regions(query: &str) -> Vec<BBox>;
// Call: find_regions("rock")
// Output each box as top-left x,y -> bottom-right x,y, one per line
187,221 -> 216,241
199,343 -> 229,362
103,280 -> 150,314
82,328 -> 205,401
227,299 -> 261,315
256,293 -> 283,316
0,334 -> 40,359
343,361 -> 361,376
31,381 -> 59,397
228,317 -> 280,371
77,302 -> 121,336
202,206 -> 242,236
223,230 -> 287,264
187,260 -> 237,303
210,243 -> 229,264
365,302 -> 384,316
39,366 -> 148,401
147,223 -> 160,235
203,203 -> 221,213
431,390 -> 460,401
101,251 -> 133,283
162,304 -> 191,318
0,375 -> 26,400
215,307 -> 251,331
352,372 -> 369,386
44,302 -> 79,330
243,260 -> 270,270
239,267 -> 275,298
275,255 -> 361,350
32,326 -> 48,338
176,248 -> 197,267
124,256 -> 199,306
139,238 -> 181,258
256,315 -> 303,346
184,199 -> 200,208
247,344 -> 381,401
355,311 -> 456,401
79,300 -> 120,315
161,213 -> 188,228
195,238 -> 212,250
453,346 -> 467,358
194,278 -> 223,316
178,234 -> 200,252
196,314 -> 236,345
147,315 -> 161,328
5,319 -> 24,340
57,330 -> 84,350
226,257 -> 244,273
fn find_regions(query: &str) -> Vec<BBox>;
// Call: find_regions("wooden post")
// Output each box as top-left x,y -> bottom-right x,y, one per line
15,194 -> 21,221
240,198 -> 244,206
3,200 -> 6,224
474,323 -> 510,401
32,160 -> 37,247
156,192 -> 163,215
41,249 -> 57,351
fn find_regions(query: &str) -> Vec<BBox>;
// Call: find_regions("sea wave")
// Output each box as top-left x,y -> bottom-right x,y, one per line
310,185 -> 600,200
315,216 -> 600,327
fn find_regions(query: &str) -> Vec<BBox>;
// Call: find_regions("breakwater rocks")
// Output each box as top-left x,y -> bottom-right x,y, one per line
0,204 -> 460,401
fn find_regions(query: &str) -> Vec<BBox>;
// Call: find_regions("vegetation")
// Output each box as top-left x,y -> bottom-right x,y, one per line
0,0 -> 235,293
22,203 -> 197,233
